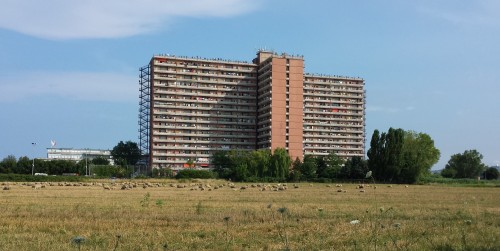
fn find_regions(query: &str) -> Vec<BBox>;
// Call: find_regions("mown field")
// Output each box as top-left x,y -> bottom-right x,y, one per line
1,180 -> 499,250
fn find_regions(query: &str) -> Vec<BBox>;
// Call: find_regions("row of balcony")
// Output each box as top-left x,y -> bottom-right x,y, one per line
153,103 -> 257,112
152,131 -> 256,138
154,59 -> 255,72
156,82 -> 256,93
153,118 -> 255,126
153,140 -> 255,147
153,96 -> 256,106
154,89 -> 257,100
154,74 -> 256,83
154,66 -> 256,78
154,78 -> 256,87
153,124 -> 255,132
153,145 -> 255,151
304,98 -> 364,104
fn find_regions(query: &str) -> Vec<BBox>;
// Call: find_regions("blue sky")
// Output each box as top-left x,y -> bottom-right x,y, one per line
0,0 -> 498,169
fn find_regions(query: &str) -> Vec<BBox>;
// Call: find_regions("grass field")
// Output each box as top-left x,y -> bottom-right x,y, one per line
1,180 -> 499,250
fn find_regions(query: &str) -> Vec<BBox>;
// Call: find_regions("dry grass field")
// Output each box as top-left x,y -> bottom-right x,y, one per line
1,180 -> 499,250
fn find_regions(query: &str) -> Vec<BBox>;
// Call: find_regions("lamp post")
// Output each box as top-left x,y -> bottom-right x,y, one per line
85,148 -> 89,176
31,142 -> 37,175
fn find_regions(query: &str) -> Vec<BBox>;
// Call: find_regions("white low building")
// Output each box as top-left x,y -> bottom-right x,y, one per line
47,148 -> 114,165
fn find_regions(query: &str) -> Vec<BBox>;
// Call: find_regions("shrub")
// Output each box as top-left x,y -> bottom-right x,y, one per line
484,167 -> 499,180
175,169 -> 215,179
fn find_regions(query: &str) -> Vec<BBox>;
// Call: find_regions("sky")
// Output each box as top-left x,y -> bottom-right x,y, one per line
0,0 -> 499,169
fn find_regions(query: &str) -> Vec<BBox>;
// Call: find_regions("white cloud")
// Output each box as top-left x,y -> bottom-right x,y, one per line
0,72 -> 138,102
0,0 -> 260,40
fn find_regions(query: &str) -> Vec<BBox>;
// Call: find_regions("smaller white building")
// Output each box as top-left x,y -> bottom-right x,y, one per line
47,148 -> 114,165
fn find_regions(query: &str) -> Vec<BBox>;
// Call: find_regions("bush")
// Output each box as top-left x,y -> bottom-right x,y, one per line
175,169 -> 215,179
484,167 -> 499,180
91,165 -> 133,178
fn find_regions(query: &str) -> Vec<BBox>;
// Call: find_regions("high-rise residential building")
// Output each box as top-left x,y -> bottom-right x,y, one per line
139,50 -> 365,170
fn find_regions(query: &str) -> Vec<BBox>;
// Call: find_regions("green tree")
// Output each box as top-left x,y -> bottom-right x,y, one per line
384,128 -> 405,182
443,150 -> 487,179
368,128 -> 440,183
367,130 -> 383,178
111,141 -> 141,166
250,149 -> 271,178
399,131 -> 440,183
269,148 -> 291,181
1,155 -> 17,173
319,152 -> 344,179
91,157 -> 110,165
483,167 -> 499,180
367,128 -> 404,182
440,167 -> 456,178
211,150 -> 233,179
300,155 -> 317,180
289,157 -> 302,182
15,156 -> 32,174
340,156 -> 368,179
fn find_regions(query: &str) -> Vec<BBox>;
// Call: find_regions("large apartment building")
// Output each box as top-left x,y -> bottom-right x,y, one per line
139,50 -> 365,170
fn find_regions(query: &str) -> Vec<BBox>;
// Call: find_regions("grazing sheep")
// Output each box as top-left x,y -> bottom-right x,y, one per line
3,186 -> 10,190
359,190 -> 365,193
335,184 -> 342,187
337,189 -> 343,193
103,185 -> 111,190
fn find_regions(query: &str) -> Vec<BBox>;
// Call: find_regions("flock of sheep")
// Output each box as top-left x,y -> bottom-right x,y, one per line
2,181 -> 408,192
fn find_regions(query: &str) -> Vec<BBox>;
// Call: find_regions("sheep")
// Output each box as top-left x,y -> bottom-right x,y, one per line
3,186 -> 10,190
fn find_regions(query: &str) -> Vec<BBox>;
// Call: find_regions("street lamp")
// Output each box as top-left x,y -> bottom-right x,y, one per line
31,142 -> 37,175
85,148 -> 89,176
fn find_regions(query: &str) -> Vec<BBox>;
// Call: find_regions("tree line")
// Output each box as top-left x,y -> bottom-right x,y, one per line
1,136 -> 497,182
0,140 -> 141,177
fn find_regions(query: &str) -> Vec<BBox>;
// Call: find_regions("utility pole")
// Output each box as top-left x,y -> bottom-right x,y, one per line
31,142 -> 37,175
